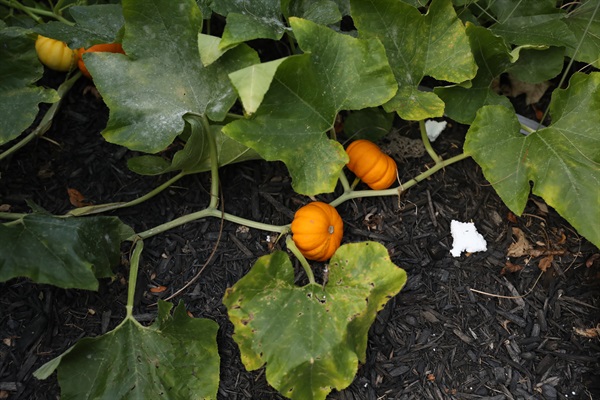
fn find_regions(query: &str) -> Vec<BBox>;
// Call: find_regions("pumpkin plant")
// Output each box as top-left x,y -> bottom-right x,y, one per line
1,0 -> 599,399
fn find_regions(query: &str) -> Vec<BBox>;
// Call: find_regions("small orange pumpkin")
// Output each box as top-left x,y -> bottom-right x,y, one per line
77,43 -> 125,79
35,35 -> 77,72
291,201 -> 343,262
346,139 -> 397,190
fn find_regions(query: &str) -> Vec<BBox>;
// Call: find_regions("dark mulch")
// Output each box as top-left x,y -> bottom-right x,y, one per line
1,69 -> 599,400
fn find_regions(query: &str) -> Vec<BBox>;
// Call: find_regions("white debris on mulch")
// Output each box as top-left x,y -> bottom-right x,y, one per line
425,119 -> 447,142
450,220 -> 487,257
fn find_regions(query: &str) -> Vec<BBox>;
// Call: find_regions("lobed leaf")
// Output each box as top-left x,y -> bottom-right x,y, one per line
223,242 -> 406,400
283,0 -> 343,26
223,17 -> 397,195
211,0 -> 287,51
465,72 -> 600,248
564,0 -> 600,69
0,214 -> 133,290
34,301 -> 220,400
350,0 -> 477,120
85,0 -> 259,153
0,26 -> 59,145
435,23 -> 513,124
34,4 -> 124,49
488,0 -> 576,48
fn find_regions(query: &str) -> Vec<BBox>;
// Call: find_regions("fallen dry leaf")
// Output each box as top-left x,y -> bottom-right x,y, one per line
501,261 -> 524,275
507,212 -> 518,223
67,188 -> 92,208
507,227 -> 531,257
538,255 -> 554,272
586,254 -> 600,268
0,204 -> 10,212
507,74 -> 551,105
531,199 -> 549,214
573,324 -> 600,339
150,285 -> 167,293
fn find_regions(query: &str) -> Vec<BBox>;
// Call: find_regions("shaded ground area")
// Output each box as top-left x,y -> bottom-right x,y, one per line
1,71 -> 599,400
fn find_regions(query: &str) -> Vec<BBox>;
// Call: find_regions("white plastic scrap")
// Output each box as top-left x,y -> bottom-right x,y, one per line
450,220 -> 487,257
425,119 -> 447,142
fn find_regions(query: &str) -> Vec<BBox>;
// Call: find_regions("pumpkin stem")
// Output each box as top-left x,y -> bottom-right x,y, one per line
286,236 -> 316,285
419,119 -> 443,164
328,225 -> 335,234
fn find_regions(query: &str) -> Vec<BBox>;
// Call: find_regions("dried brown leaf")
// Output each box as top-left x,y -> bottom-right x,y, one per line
67,188 -> 92,208
501,261 -> 524,275
507,74 -> 551,104
507,227 -> 531,257
573,324 -> 600,339
538,255 -> 554,272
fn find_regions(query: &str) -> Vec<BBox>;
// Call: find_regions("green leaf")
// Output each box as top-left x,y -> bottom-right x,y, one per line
34,4 -> 124,49
223,17 -> 397,195
0,26 -> 59,145
507,46 -> 565,83
34,301 -> 220,400
343,107 -> 394,141
465,72 -> 600,248
435,23 -> 513,124
85,0 -> 259,153
229,58 -> 287,115
212,0 -> 287,51
564,0 -> 600,68
350,0 -> 477,120
284,0 -> 342,26
127,122 -> 261,175
223,242 -> 407,400
0,214 -> 134,290
489,0 -> 577,47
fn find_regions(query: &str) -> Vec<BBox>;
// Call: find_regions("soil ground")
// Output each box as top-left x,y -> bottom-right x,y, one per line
1,67 -> 599,400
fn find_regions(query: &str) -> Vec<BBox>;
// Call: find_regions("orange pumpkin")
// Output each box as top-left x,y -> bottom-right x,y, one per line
346,139 -> 397,190
291,201 -> 343,262
77,43 -> 125,79
35,35 -> 76,72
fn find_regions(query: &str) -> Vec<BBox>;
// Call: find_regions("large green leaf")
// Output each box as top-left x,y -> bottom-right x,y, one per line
223,17 -> 397,195
210,0 -> 287,50
85,0 -> 259,153
465,72 -> 600,248
350,0 -> 477,120
489,0 -> 577,47
507,46 -> 565,83
0,214 -> 133,290
223,242 -> 407,400
34,4 -> 124,48
564,0 -> 600,68
283,0 -> 343,26
34,301 -> 220,399
0,26 -> 59,145
229,58 -> 287,115
435,23 -> 513,124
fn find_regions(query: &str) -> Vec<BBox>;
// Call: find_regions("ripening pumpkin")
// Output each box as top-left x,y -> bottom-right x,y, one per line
291,201 -> 343,262
77,43 -> 125,79
35,35 -> 77,72
346,139 -> 397,190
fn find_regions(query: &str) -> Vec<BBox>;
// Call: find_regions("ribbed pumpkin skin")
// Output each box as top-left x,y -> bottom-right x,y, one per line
291,202 -> 343,262
77,43 -> 125,79
35,35 -> 76,72
346,140 -> 397,190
